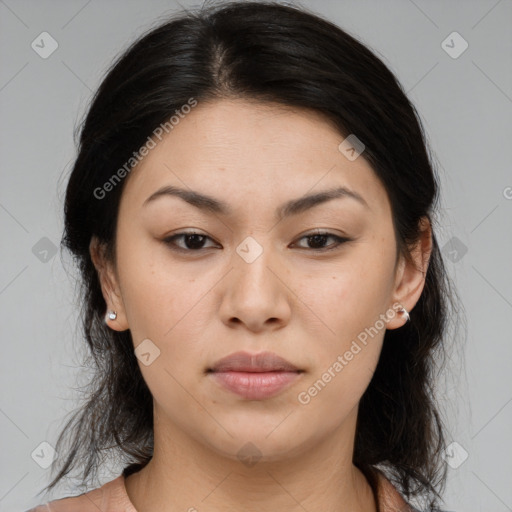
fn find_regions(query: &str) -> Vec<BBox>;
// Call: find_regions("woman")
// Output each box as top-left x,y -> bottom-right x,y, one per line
28,1 -> 456,511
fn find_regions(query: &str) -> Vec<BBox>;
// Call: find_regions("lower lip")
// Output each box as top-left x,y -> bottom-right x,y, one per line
209,371 -> 302,400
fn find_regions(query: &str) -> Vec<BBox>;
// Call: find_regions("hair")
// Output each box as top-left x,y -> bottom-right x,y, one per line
42,1 -> 460,510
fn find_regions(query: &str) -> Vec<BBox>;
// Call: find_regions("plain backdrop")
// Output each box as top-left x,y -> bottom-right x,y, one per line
0,1 -> 511,511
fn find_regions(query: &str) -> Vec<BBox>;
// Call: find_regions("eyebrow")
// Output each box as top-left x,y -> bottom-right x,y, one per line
143,184 -> 369,220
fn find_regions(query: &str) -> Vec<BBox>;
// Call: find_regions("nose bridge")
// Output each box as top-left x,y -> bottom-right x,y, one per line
219,233 -> 291,330
232,234 -> 276,294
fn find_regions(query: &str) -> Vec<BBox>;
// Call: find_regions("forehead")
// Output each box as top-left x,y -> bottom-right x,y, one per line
119,99 -> 391,219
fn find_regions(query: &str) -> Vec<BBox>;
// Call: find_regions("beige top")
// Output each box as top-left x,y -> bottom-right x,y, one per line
26,470 -> 417,512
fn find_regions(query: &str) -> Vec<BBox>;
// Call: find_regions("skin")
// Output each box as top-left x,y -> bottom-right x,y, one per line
90,98 -> 432,512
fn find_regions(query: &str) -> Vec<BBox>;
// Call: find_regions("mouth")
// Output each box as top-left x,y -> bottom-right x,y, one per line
207,370 -> 303,400
207,350 -> 304,400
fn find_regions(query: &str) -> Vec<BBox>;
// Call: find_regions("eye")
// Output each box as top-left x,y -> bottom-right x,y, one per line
292,231 -> 351,252
163,231 -> 219,252
162,230 -> 351,254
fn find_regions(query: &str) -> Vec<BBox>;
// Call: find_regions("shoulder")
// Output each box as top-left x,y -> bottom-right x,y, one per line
375,469 -> 415,511
374,469 -> 448,512
25,475 -> 136,512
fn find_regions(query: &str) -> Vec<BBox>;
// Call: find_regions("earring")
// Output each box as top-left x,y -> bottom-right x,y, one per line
398,306 -> 410,323
106,310 -> 117,322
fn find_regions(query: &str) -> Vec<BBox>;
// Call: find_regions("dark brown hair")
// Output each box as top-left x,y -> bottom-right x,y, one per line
42,2 -> 460,510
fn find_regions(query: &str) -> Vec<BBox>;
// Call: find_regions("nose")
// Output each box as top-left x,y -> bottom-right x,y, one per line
218,240 -> 292,333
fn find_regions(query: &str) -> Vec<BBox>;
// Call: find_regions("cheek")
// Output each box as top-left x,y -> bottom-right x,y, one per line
115,238 -> 200,340
292,237 -> 394,390
295,270 -> 387,421
116,241 -> 226,389
297,248 -> 395,337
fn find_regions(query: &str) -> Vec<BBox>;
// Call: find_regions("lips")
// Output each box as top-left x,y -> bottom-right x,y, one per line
207,351 -> 303,400
208,350 -> 301,373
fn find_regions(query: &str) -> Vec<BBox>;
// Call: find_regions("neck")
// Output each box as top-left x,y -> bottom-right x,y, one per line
124,406 -> 377,512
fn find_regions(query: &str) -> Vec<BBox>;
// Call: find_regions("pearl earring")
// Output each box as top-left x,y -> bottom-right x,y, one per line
106,310 -> 117,321
399,307 -> 410,322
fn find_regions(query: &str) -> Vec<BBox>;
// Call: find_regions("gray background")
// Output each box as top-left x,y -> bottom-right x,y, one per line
1,0 -> 511,511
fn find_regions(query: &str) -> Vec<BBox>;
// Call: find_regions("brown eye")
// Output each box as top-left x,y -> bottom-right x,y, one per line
163,230 -> 351,254
293,232 -> 351,252
163,231 -> 218,251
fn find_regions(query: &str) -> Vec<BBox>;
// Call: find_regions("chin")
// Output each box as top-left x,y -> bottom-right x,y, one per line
201,427 -> 314,466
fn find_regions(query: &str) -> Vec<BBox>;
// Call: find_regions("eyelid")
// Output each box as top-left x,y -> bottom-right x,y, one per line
163,230 -> 219,251
162,229 -> 351,253
291,230 -> 351,251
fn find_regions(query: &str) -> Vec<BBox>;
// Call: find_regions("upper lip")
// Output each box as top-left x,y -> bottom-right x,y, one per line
208,351 -> 301,373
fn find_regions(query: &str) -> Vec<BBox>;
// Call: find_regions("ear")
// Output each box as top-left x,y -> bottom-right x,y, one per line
89,236 -> 129,331
386,216 -> 432,329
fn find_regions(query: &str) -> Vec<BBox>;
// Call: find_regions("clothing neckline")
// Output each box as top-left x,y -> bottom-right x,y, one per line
111,468 -> 414,512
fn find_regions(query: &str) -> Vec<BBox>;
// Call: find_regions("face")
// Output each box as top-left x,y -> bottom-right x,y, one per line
92,98 -> 429,463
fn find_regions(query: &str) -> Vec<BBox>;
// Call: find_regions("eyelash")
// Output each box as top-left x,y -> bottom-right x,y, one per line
162,230 -> 351,254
